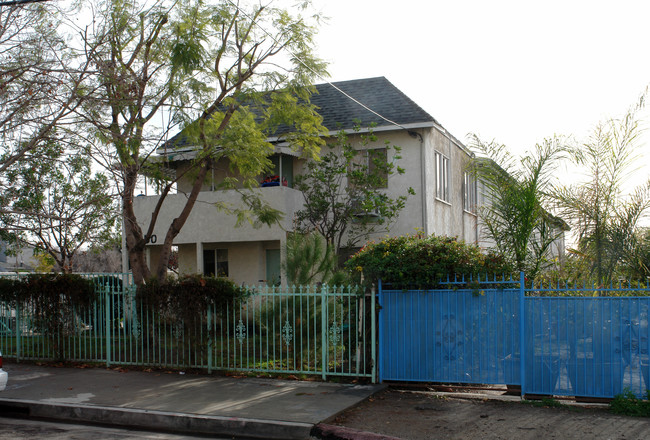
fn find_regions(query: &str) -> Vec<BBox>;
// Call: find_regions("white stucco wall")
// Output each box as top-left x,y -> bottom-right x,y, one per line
341,130 -> 426,244
322,127 -> 479,246
421,127 -> 479,244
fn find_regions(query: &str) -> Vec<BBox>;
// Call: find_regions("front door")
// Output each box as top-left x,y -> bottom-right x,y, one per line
265,249 -> 281,285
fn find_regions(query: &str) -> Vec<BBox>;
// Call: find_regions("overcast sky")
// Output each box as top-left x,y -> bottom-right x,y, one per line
308,0 -> 650,164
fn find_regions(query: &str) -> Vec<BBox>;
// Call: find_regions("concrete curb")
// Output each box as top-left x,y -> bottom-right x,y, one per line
314,423 -> 402,440
398,389 -> 611,408
0,398 -> 313,439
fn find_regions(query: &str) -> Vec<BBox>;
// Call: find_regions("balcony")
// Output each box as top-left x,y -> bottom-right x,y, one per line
132,186 -> 305,244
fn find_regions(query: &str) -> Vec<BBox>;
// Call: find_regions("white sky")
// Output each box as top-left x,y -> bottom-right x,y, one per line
310,0 -> 650,164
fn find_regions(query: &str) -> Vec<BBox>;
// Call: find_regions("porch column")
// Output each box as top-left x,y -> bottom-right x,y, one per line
196,242 -> 204,274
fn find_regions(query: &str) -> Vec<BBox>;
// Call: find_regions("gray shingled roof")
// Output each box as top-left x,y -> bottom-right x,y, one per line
311,77 -> 438,131
163,77 -> 437,151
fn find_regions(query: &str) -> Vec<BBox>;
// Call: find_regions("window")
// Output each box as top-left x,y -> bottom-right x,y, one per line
353,148 -> 388,188
262,154 -> 293,188
435,152 -> 450,202
366,148 -> 388,186
203,249 -> 228,277
464,172 -> 477,213
351,195 -> 382,220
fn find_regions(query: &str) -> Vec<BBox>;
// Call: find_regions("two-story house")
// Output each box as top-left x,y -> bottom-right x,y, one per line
133,77 -> 486,285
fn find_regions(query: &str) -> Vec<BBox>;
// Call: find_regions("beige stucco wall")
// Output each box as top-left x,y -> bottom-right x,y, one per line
177,243 -> 198,274
133,186 -> 303,245
137,125 -> 489,285
314,126 -> 479,246
212,241 -> 280,285
175,240 -> 280,285
324,130 -> 427,246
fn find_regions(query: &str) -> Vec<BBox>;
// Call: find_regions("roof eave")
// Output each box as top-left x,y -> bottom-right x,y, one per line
319,121 -> 436,137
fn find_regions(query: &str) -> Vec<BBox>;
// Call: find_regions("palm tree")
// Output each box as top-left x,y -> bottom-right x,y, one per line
554,107 -> 650,284
470,136 -> 569,281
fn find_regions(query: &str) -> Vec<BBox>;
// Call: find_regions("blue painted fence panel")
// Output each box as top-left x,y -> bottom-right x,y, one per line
379,288 -> 520,385
525,297 -> 650,398
379,280 -> 650,399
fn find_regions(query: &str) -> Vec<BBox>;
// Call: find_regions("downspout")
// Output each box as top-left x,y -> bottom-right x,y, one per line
474,188 -> 479,244
408,130 -> 427,235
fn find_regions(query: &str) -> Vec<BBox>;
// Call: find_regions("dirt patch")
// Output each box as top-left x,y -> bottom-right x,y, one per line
330,388 -> 650,440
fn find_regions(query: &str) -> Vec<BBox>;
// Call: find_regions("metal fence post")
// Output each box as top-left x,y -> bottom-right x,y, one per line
321,285 -> 328,381
105,286 -> 111,367
207,307 -> 213,374
371,282 -> 377,384
519,271 -> 526,399
16,302 -> 21,362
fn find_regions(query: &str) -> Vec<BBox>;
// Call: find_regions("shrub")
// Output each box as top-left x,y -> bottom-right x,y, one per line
346,233 -> 513,289
137,275 -> 249,330
0,276 -> 19,303
0,273 -> 97,360
137,274 -> 248,314
21,274 -> 97,335
610,390 -> 650,417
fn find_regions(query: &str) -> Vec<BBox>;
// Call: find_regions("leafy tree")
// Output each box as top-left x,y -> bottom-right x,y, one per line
469,135 -> 569,281
33,250 -> 56,273
554,107 -> 650,284
294,126 -> 412,255
70,246 -> 123,273
3,141 -> 117,272
78,0 -> 326,285
0,2 -> 93,183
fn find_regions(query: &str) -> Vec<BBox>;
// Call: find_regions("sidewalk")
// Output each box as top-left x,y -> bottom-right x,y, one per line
0,362 -> 388,439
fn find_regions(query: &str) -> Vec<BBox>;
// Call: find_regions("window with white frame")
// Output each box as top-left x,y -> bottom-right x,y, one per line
463,171 -> 477,213
435,151 -> 450,202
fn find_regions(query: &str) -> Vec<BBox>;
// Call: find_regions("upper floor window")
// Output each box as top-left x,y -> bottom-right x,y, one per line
352,148 -> 388,189
260,154 -> 294,188
463,172 -> 477,213
435,151 -> 450,202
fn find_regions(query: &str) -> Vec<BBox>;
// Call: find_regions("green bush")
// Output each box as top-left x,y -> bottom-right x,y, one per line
22,274 -> 97,336
0,276 -> 20,303
137,274 -> 249,326
610,390 -> 650,417
136,275 -> 250,359
0,273 -> 97,360
346,233 -> 513,289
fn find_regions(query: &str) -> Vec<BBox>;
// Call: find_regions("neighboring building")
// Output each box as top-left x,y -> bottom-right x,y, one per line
133,77 -> 558,284
0,240 -> 38,272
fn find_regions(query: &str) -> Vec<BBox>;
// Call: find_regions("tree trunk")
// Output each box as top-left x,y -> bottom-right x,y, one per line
153,161 -> 210,282
123,166 -> 152,285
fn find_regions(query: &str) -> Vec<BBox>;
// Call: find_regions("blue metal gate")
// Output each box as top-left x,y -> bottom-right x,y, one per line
378,280 -> 520,385
378,275 -> 650,399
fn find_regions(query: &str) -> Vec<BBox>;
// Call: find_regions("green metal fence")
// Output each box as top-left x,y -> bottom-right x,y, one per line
0,273 -> 375,381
